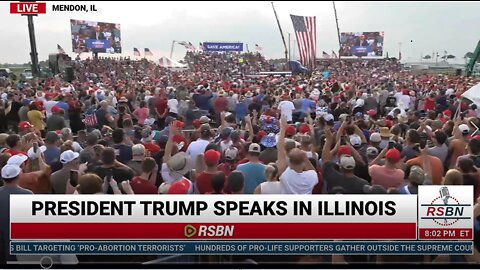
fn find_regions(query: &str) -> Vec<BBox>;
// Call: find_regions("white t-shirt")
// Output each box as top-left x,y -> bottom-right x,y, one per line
167,99 -> 179,114
278,101 -> 295,122
45,100 -> 58,118
186,139 -> 210,166
280,167 -> 318,194
259,181 -> 283,194
220,140 -> 233,153
397,95 -> 410,110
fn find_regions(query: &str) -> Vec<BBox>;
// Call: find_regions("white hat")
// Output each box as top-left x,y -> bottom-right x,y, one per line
349,135 -> 362,147
369,133 -> 381,143
2,165 -> 22,179
459,124 -> 470,135
355,99 -> 365,107
27,145 -> 46,160
60,150 -> 80,164
323,114 -> 334,122
7,155 -> 28,166
339,155 -> 356,170
248,143 -> 261,153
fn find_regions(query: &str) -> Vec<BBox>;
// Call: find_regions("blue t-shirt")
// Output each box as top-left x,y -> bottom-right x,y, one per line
237,162 -> 266,194
235,103 -> 247,118
113,144 -> 132,164
300,99 -> 315,114
44,147 -> 61,165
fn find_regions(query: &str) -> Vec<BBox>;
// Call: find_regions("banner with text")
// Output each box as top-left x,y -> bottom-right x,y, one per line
203,42 -> 243,52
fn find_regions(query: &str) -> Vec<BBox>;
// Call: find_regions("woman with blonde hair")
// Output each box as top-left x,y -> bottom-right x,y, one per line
254,163 -> 282,194
443,169 -> 463,186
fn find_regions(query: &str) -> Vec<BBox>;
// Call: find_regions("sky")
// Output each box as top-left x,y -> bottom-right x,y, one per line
1,1 -> 479,64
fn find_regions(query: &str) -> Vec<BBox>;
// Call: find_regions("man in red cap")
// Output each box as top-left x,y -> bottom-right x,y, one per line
172,120 -> 188,152
368,148 -> 405,189
195,149 -> 222,194
18,121 -> 34,136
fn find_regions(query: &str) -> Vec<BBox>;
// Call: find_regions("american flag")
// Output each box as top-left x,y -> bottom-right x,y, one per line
322,51 -> 330,58
83,111 -> 97,127
57,44 -> 65,54
255,44 -> 263,52
144,48 -> 153,56
290,14 -> 316,68
133,47 -> 140,56
331,50 -> 338,59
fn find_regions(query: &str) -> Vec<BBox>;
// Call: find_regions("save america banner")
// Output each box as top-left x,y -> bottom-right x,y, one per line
203,42 -> 243,52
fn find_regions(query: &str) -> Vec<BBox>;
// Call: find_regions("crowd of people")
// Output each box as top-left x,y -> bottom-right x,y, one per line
0,51 -> 479,264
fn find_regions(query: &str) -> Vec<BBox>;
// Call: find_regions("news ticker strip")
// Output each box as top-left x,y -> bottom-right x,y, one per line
10,241 -> 474,255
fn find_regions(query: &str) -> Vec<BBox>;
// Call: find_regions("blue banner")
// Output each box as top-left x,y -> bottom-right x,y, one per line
203,42 -> 243,52
351,46 -> 373,56
85,39 -> 109,50
10,241 -> 473,255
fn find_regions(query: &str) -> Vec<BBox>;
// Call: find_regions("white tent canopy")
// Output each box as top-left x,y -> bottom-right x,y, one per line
158,56 -> 188,69
461,82 -> 480,107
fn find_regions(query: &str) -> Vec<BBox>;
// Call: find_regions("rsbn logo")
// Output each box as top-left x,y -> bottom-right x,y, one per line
422,187 -> 471,226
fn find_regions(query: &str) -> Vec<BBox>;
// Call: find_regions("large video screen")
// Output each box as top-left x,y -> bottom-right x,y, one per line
339,32 -> 384,57
70,19 -> 121,53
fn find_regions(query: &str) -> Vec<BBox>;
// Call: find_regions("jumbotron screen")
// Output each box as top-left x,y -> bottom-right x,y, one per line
339,31 -> 384,57
70,19 -> 122,53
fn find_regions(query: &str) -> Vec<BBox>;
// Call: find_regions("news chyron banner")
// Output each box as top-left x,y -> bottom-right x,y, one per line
9,187 -> 474,256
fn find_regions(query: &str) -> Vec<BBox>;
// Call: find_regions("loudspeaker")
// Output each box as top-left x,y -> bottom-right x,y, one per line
456,69 -> 462,76
65,66 -> 74,83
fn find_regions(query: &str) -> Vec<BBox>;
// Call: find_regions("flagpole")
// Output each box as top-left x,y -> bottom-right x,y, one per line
287,33 -> 291,61
332,1 -> 342,60
293,39 -> 296,60
271,2 -> 289,67
170,40 -> 176,59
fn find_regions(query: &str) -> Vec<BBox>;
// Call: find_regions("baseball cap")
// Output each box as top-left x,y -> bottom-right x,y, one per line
200,124 -> 211,136
298,124 -> 310,134
339,155 -> 356,170
349,135 -> 362,147
45,131 -> 60,144
224,147 -> 239,161
370,132 -> 381,143
367,109 -> 377,117
1,165 -> 22,179
51,106 -> 61,113
337,145 -> 351,157
459,124 -> 470,135
285,125 -> 296,136
323,114 -> 334,122
443,110 -> 452,117
7,154 -> 28,166
168,179 -> 192,194
248,143 -> 261,154
60,150 -> 80,164
386,148 -> 402,163
204,149 -> 221,166
366,147 -> 379,157
27,145 -> 46,160
199,116 -> 211,124
18,121 -> 33,131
